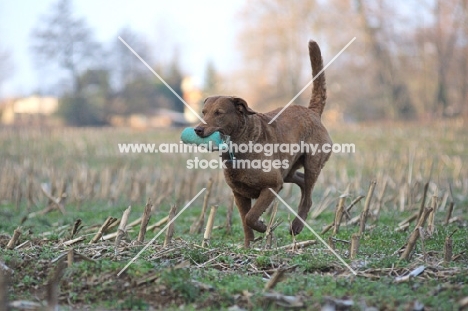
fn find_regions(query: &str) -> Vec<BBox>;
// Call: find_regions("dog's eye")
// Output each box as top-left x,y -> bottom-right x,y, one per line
214,111 -> 221,116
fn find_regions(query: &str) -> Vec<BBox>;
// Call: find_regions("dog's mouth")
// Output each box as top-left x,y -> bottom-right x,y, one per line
197,126 -> 222,138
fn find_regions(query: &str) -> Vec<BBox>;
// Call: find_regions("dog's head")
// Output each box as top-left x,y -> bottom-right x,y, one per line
194,96 -> 256,138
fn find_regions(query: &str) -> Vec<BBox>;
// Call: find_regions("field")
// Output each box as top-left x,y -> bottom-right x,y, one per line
1,121 -> 467,310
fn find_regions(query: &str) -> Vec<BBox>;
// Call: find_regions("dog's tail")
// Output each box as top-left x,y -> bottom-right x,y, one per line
308,40 -> 326,116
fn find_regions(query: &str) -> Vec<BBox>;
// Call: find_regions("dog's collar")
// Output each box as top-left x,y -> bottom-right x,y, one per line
219,135 -> 235,160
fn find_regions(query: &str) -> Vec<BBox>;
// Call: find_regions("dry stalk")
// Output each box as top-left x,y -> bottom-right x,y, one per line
14,240 -> 30,250
276,240 -> 316,250
6,227 -> 22,250
311,191 -> 334,219
71,219 -> 83,239
27,174 -> 35,209
333,194 -> 347,235
374,177 -> 388,219
400,207 -> 433,260
264,268 -> 286,291
175,178 -> 185,207
284,183 -> 293,198
49,175 -> 57,208
398,213 -> 418,227
427,194 -> 438,236
149,215 -> 169,232
100,168 -> 111,199
399,184 -> 407,212
453,251 -> 466,261
67,249 -> 74,267
394,223 -> 410,232
321,223 -> 334,235
188,170 -> 199,199
265,201 -> 280,249
444,202 -> 454,225
359,181 -> 377,235
395,213 -> 418,232
164,205 -> 178,247
350,233 -> 360,259
321,195 -> 364,234
104,213 -> 165,240
225,195 -> 234,235
63,236 -> 85,246
459,297 -> 468,309
136,273 -> 160,286
115,206 -> 132,253
444,229 -> 458,263
126,194 -> 166,228
26,206 -> 55,219
328,236 -> 335,250
138,199 -> 153,243
190,178 -> 213,234
444,236 -> 453,264
418,227 -> 427,260
202,205 -> 218,247
89,216 -> 118,244
14,177 -> 22,212
438,191 -> 448,211
41,183 -> 66,215
417,182 -> 429,222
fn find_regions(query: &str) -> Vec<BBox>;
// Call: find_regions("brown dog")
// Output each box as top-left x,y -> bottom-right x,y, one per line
194,40 -> 331,247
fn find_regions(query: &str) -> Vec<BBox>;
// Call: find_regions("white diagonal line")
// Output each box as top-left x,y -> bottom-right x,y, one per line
268,37 -> 356,124
117,188 -> 206,276
118,36 -> 206,124
269,188 -> 357,275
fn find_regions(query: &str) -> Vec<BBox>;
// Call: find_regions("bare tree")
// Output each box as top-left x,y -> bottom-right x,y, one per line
357,0 -> 417,119
30,0 -> 101,94
462,0 -> 468,117
110,27 -> 153,91
433,0 -> 464,116
236,0 -> 467,121
0,47 -> 14,97
237,0 -> 321,111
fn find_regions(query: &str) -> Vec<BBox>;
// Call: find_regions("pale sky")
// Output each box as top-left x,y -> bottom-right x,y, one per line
0,0 -> 244,97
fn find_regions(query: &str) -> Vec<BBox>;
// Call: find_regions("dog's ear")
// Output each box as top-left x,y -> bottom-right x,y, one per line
231,96 -> 256,115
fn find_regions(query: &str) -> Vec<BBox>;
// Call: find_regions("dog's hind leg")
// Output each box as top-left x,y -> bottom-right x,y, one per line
290,162 -> 320,235
233,192 -> 255,247
285,170 -> 306,208
285,171 -> 305,188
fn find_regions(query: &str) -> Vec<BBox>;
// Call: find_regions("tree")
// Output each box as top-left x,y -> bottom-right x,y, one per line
0,46 -> 14,98
56,69 -> 110,126
109,27 -> 153,91
163,52 -> 185,113
237,0 -> 321,111
203,60 -> 221,95
236,0 -> 468,121
30,0 -> 101,94
355,0 -> 416,119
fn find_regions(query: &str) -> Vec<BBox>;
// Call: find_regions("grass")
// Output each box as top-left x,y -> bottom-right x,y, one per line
0,120 -> 467,310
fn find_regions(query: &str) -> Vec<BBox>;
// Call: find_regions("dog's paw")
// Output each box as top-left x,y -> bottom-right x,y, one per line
290,218 -> 304,235
247,218 -> 267,233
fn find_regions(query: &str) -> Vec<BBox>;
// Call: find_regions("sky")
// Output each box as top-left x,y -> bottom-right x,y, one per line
0,0 -> 244,97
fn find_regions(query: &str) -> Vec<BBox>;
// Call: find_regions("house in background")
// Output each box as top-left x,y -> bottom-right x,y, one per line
0,77 -> 203,128
181,77 -> 203,124
0,96 -> 60,126
109,76 -> 202,129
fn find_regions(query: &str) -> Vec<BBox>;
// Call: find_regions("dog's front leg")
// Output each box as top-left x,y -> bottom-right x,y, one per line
245,187 -> 281,234
233,192 -> 254,248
